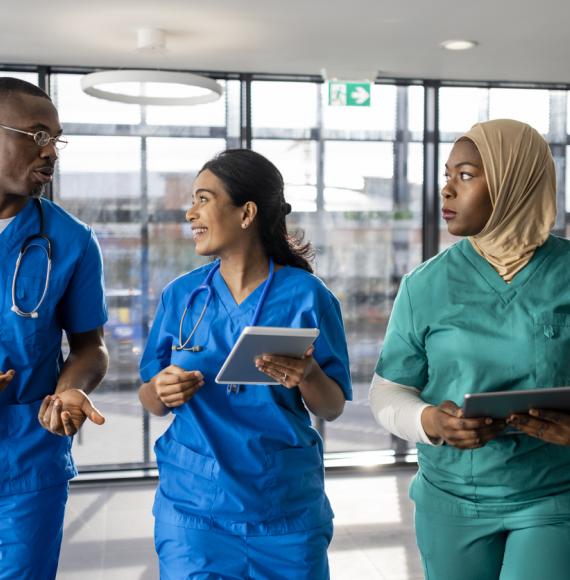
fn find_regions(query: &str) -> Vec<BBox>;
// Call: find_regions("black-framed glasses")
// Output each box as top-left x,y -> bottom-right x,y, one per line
0,123 -> 68,150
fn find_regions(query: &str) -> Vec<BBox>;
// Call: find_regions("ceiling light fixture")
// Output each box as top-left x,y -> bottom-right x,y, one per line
440,39 -> 478,51
80,28 -> 224,106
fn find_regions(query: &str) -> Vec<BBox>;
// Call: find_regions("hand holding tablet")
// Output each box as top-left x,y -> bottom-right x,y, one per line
215,326 -> 319,385
463,386 -> 570,419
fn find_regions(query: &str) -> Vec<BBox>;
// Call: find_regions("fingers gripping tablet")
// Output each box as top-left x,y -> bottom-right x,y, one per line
215,326 -> 319,385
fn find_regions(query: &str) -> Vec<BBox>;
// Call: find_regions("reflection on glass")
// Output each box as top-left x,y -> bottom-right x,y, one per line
489,88 -> 550,134
51,74 -> 141,125
566,145 -> 570,212
439,87 -> 488,134
57,136 -> 141,187
438,142 -> 455,251
252,139 -> 317,212
252,82 -> 318,129
147,137 -> 225,175
408,86 -> 425,134
0,71 -> 37,84
145,81 -> 226,126
55,136 -> 145,468
324,141 -> 393,211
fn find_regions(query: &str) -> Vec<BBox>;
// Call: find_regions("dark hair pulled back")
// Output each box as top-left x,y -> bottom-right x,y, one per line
199,149 -> 314,273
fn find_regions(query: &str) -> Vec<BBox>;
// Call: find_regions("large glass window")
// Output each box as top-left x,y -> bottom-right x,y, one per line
3,66 -> 567,471
50,72 -> 230,470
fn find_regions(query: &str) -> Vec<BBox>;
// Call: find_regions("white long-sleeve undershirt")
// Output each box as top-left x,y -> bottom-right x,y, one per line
369,373 -> 442,445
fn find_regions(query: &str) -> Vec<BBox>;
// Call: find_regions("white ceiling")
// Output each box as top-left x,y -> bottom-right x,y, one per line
1,0 -> 568,84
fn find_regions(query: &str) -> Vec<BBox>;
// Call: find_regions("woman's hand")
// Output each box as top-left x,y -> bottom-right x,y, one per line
421,400 -> 505,449
0,369 -> 15,391
38,389 -> 105,436
507,409 -> 570,446
151,365 -> 204,408
255,346 -> 345,420
255,346 -> 316,389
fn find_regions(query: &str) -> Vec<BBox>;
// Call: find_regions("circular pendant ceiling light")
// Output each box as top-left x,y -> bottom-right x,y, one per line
81,69 -> 223,106
81,28 -> 224,106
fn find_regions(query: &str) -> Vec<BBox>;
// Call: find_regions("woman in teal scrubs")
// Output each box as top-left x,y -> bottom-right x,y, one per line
371,119 -> 570,580
139,149 -> 351,579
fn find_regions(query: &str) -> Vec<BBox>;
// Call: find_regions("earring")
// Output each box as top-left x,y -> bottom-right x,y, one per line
242,223 -> 248,229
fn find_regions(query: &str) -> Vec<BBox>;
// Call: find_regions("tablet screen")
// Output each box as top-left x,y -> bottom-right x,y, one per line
215,326 -> 319,385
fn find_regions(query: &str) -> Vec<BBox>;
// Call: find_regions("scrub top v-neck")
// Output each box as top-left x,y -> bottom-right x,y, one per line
140,261 -> 352,535
377,236 -> 570,505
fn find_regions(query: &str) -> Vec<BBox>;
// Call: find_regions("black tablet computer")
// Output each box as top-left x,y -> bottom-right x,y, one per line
463,386 -> 570,419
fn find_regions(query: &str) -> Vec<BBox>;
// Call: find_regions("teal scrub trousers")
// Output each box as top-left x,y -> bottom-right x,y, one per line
415,508 -> 570,580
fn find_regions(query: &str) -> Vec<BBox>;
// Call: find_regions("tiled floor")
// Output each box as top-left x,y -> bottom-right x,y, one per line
58,467 -> 423,579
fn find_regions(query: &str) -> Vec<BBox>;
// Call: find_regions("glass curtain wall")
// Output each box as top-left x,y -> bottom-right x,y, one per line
1,66 -> 568,471
252,81 -> 424,456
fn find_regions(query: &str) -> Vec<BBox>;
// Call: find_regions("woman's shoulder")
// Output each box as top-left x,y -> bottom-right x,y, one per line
278,266 -> 337,304
549,234 -> 570,255
405,240 -> 465,285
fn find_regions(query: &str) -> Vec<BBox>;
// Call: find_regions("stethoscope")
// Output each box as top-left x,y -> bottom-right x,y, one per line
11,198 -> 52,319
173,257 -> 275,353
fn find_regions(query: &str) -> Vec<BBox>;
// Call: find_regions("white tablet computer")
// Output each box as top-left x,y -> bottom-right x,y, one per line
463,386 -> 570,419
215,326 -> 320,385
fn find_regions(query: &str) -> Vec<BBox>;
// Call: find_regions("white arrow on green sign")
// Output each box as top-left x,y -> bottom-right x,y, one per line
328,82 -> 371,107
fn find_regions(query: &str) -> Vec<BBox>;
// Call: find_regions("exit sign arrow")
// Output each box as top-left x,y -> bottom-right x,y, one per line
329,81 -> 371,107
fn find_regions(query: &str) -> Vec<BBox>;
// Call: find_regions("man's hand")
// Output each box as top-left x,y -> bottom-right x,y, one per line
38,389 -> 105,436
507,409 -> 570,446
421,400 -> 505,449
152,365 -> 204,408
0,369 -> 15,392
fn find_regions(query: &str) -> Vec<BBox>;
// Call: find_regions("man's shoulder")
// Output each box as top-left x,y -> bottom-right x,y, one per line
42,199 -> 92,237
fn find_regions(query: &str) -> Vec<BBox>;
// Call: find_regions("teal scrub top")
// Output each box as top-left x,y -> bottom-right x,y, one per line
140,262 -> 352,535
0,199 -> 108,494
376,235 -> 570,504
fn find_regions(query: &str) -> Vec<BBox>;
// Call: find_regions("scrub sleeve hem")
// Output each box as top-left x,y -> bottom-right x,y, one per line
140,360 -> 166,383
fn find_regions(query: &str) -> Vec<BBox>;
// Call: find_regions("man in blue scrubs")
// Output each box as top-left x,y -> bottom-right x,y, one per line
0,77 -> 109,579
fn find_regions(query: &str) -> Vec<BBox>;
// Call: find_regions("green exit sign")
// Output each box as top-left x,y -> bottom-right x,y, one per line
328,82 -> 371,107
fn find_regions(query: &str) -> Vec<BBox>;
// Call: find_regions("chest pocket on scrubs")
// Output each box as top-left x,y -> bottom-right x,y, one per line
264,440 -> 324,518
535,314 -> 570,386
10,275 -> 48,348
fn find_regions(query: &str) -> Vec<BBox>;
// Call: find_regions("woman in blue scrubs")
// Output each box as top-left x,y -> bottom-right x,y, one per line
370,119 -> 570,580
139,149 -> 351,579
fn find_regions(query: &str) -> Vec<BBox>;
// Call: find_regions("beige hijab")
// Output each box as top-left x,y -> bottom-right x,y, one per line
460,119 -> 557,282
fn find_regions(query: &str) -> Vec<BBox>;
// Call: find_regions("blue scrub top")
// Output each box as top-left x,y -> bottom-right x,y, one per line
141,262 -> 352,535
377,236 -> 570,506
0,199 -> 108,494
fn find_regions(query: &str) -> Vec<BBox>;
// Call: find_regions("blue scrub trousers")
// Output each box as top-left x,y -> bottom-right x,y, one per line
415,508 -> 570,580
0,483 -> 68,580
154,521 -> 333,580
